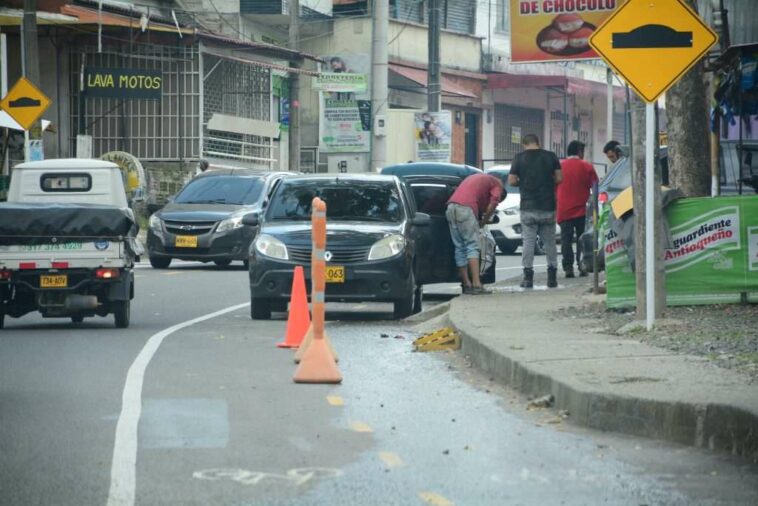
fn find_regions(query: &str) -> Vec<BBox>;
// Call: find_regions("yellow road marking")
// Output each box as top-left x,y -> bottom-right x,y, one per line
378,452 -> 404,468
326,396 -> 344,406
163,272 -> 182,276
419,492 -> 454,506
349,421 -> 373,433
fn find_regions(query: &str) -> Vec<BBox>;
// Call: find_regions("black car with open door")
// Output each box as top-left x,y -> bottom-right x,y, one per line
381,163 -> 497,286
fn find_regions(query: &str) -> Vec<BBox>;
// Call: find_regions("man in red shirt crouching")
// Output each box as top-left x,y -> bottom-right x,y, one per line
446,173 -> 505,294
557,141 -> 598,278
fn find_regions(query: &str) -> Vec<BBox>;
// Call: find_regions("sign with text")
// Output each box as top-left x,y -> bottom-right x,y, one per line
589,0 -> 718,103
318,54 -> 371,153
0,77 -> 52,130
509,0 -> 620,63
414,112 -> 452,163
84,67 -> 163,100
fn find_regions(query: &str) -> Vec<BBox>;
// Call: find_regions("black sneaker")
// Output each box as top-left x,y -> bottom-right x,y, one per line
578,268 -> 588,277
565,268 -> 575,279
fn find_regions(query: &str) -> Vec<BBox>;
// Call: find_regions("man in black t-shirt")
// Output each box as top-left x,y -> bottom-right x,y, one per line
508,134 -> 563,288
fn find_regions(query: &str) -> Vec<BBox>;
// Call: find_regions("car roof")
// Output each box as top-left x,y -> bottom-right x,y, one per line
194,169 -> 289,178
280,173 -> 398,183
381,162 -> 482,178
14,159 -> 120,170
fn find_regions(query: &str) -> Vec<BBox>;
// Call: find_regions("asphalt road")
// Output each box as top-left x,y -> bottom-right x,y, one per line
1,254 -> 756,506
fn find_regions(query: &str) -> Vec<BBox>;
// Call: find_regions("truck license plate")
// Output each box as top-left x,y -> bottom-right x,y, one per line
40,274 -> 68,288
325,266 -> 345,283
175,235 -> 198,248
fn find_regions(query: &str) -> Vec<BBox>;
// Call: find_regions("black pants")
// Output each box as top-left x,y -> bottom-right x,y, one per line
559,216 -> 586,271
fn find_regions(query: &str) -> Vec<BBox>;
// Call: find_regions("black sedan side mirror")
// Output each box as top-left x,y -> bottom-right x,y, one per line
242,213 -> 260,226
412,212 -> 431,226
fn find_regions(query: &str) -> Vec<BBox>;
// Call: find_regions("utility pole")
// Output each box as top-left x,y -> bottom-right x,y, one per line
709,0 -> 730,196
427,0 -> 441,113
22,0 -> 41,162
288,0 -> 300,172
371,0 -> 388,171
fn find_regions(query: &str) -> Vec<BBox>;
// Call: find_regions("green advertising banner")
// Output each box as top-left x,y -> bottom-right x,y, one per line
605,196 -> 758,308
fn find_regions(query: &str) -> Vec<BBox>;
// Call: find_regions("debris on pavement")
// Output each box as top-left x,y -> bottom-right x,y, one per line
527,394 -> 555,410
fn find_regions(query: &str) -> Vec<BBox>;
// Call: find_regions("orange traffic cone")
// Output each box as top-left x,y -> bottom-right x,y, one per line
293,332 -> 342,384
294,325 -> 338,363
277,266 -> 310,349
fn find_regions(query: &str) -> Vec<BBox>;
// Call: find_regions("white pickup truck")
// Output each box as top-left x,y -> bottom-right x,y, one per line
0,159 -> 140,328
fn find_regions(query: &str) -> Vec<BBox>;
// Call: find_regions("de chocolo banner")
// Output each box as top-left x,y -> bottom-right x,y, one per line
604,196 -> 758,308
414,112 -> 452,163
509,0 -> 620,63
317,54 -> 371,153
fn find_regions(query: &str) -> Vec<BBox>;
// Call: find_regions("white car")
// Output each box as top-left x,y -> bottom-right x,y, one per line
485,166 -> 559,255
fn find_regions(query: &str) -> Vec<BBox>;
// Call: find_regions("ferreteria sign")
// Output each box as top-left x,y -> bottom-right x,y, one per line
84,68 -> 163,99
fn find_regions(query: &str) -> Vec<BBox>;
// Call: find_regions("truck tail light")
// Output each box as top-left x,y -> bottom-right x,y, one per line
19,262 -> 36,270
52,261 -> 69,269
95,268 -> 120,279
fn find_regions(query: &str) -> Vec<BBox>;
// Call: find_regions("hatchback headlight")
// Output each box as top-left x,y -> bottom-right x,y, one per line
503,206 -> 519,216
255,234 -> 288,260
149,214 -> 162,231
368,234 -> 406,261
217,215 -> 244,232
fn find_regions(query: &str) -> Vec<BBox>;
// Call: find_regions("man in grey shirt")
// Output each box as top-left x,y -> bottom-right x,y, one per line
508,134 -> 563,289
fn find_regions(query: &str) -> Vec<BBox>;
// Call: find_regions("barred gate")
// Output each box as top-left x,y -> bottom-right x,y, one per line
69,44 -> 200,160
201,52 -> 275,168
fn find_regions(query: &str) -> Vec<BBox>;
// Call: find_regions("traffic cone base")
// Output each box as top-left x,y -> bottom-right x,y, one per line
294,326 -> 338,363
277,266 -> 311,349
293,337 -> 342,384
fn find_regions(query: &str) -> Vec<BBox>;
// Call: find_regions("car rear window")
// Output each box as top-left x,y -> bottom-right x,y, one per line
40,173 -> 92,192
411,184 -> 452,217
175,176 -> 264,205
268,180 -> 403,222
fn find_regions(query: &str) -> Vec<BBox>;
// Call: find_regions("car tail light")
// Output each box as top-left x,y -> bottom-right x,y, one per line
598,192 -> 609,204
0,270 -> 10,280
96,268 -> 120,279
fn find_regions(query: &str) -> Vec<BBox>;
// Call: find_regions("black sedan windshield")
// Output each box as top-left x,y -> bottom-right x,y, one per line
175,176 -> 264,205
268,181 -> 403,222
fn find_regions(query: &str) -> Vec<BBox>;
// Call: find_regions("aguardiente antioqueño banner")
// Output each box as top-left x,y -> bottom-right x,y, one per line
509,0 -> 620,63
605,196 -> 758,308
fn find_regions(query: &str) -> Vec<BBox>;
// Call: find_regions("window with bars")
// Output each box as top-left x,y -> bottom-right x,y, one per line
496,0 -> 510,33
69,44 -> 200,161
201,53 -> 275,168
390,0 -> 475,34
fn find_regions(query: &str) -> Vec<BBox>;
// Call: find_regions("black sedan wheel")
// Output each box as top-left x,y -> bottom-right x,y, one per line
214,259 -> 232,267
149,256 -> 172,269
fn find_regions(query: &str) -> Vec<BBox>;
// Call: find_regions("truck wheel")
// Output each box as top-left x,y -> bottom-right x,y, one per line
114,300 -> 131,328
250,298 -> 271,320
71,315 -> 84,323
149,256 -> 171,269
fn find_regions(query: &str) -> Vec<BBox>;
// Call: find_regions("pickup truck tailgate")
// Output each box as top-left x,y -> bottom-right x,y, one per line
0,241 -> 126,269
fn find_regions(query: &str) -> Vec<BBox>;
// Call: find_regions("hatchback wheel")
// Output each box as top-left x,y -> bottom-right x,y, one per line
71,315 -> 84,323
412,286 -> 423,315
394,273 -> 416,319
214,259 -> 232,267
250,297 -> 272,320
497,239 -> 518,255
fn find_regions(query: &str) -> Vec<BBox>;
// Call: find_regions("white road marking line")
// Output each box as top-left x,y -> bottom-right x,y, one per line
106,302 -> 249,506
497,263 -> 546,271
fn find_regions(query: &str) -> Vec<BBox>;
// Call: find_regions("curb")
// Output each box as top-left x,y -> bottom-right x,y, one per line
403,300 -> 452,324
449,300 -> 758,463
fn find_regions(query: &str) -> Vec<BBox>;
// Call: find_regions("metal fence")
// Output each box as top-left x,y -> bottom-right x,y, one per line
69,44 -> 200,160
201,52 -> 275,168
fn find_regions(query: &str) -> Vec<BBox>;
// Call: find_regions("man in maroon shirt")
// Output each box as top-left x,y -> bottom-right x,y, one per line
557,141 -> 598,278
445,173 -> 505,294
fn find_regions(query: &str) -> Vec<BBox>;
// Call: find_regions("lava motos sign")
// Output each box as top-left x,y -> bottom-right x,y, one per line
605,196 -> 758,307
84,68 -> 162,99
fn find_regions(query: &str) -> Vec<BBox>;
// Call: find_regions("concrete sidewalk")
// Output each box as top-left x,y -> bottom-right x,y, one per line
448,274 -> 758,463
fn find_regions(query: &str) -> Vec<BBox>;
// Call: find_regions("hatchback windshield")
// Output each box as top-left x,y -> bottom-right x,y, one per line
175,176 -> 264,205
268,180 -> 403,222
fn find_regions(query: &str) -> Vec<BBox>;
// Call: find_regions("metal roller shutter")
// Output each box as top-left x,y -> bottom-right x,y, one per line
444,0 -> 475,34
494,104 -> 545,163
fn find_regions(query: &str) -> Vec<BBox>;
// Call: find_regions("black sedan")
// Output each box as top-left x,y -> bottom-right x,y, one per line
245,174 -> 431,320
146,169 -> 288,268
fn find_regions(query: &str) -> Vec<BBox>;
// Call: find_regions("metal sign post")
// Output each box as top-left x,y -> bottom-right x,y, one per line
589,0 -> 718,330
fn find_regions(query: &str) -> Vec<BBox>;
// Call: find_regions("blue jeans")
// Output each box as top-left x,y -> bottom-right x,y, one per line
445,203 -> 480,267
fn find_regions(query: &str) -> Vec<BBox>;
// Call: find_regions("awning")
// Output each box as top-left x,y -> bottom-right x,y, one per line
389,64 -> 478,99
487,72 -> 626,99
0,7 -> 79,26
60,4 -> 193,34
